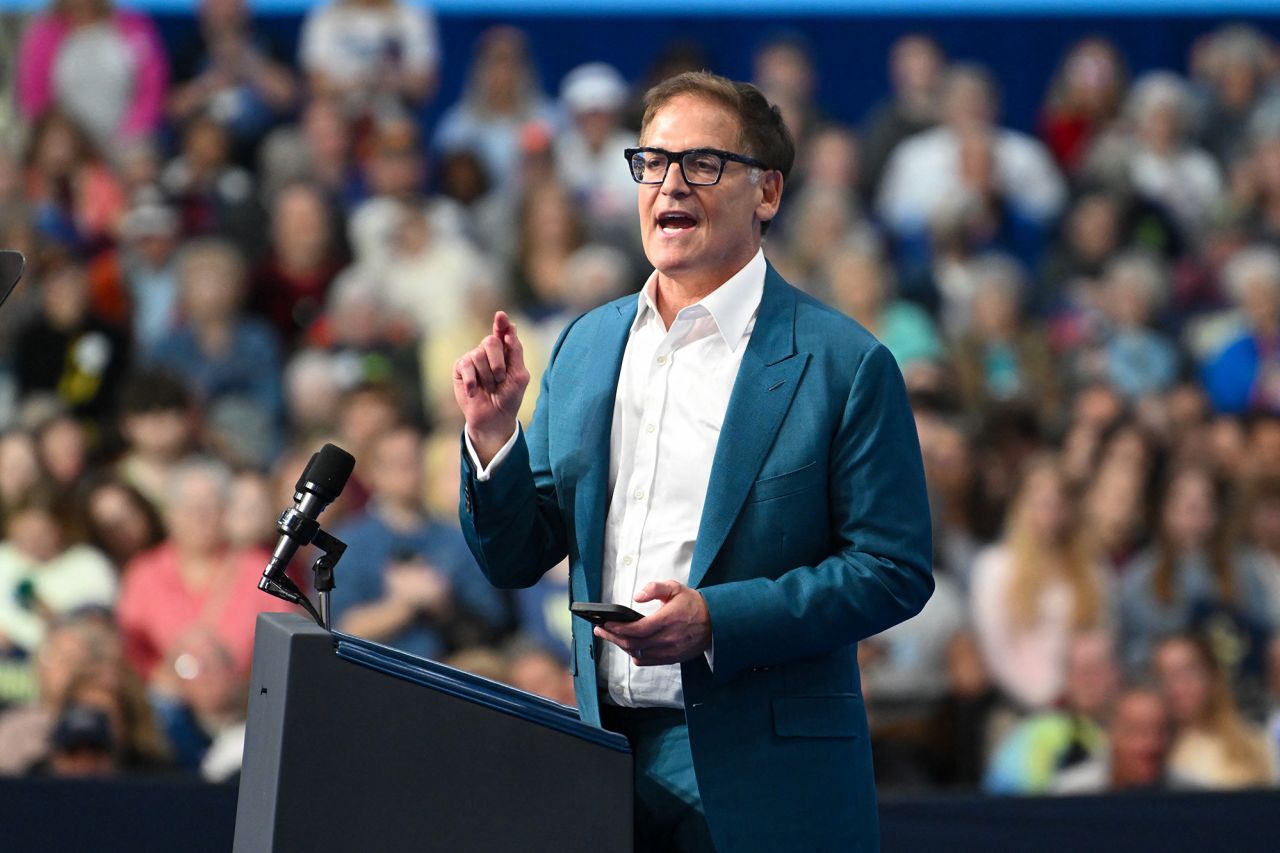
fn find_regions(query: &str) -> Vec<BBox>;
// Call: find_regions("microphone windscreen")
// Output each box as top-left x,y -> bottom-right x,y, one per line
297,443 -> 356,500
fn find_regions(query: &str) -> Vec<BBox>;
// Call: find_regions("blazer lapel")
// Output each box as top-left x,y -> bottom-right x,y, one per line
690,268 -> 807,589
572,299 -> 635,601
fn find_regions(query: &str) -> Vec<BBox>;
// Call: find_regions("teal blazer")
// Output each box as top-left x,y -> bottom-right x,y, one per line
460,265 -> 933,852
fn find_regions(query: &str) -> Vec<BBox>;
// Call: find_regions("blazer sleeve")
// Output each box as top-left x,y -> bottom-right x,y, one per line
699,343 -> 935,680
457,321 -> 576,589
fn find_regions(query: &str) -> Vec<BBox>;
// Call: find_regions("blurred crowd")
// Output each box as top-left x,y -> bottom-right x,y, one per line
0,0 -> 1279,798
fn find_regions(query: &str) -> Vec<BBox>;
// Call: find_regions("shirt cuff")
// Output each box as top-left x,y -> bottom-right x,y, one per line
464,424 -> 520,482
704,639 -> 715,671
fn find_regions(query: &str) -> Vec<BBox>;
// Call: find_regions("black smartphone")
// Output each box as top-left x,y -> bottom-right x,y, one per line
570,602 -> 644,626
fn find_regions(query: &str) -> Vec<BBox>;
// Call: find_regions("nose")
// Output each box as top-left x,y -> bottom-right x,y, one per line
658,158 -> 691,196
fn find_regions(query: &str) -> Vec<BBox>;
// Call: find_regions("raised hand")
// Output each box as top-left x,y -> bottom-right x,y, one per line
453,311 -> 531,465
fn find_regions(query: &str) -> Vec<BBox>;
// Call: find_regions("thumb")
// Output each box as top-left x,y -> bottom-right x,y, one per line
634,580 -> 681,604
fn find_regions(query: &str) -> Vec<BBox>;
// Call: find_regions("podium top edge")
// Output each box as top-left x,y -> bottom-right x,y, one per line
331,630 -> 630,754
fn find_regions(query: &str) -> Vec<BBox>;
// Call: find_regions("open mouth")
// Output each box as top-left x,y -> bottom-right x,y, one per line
657,212 -> 698,234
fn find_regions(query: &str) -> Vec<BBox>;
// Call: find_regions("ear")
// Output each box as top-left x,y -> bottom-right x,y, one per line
754,170 -> 784,227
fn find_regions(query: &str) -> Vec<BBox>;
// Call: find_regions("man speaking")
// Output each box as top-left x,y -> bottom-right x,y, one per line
454,71 -> 933,853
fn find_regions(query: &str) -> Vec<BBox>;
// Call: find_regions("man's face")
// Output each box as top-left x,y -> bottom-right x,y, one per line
638,94 -> 781,291
1109,692 -> 1170,788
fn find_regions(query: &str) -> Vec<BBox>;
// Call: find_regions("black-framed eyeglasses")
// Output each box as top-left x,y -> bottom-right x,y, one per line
624,147 -> 772,186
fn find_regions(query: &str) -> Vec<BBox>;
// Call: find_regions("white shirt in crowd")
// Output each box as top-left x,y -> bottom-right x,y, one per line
469,249 -> 767,709
876,125 -> 1066,234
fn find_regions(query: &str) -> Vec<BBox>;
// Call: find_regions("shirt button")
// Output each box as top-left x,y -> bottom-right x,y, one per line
623,555 -> 633,566
645,424 -> 656,433
656,355 -> 667,365
634,489 -> 645,501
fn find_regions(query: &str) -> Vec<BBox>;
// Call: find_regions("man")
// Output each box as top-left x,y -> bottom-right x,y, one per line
332,425 -> 506,660
1052,686 -> 1180,794
454,71 -> 932,852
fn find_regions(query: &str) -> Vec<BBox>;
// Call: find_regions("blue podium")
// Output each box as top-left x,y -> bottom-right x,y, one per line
233,614 -> 633,852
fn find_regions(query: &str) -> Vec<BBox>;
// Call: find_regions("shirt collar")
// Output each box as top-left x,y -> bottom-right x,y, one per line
633,248 -> 767,351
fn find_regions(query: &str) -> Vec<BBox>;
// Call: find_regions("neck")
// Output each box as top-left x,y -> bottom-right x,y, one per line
653,251 -> 758,328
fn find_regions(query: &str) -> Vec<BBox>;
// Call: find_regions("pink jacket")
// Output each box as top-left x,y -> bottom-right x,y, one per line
17,8 -> 169,139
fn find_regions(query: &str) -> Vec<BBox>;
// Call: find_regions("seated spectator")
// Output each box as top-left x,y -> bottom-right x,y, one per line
224,469 -> 276,553
751,33 -> 823,152
531,244 -> 631,354
78,474 -> 165,570
166,0 -> 299,165
251,181 -> 345,347
554,63 -> 642,254
1051,685 -> 1178,793
117,456 -> 293,683
13,261 -> 130,431
347,119 -> 453,270
433,26 -> 558,199
258,96 -> 358,208
147,625 -> 248,780
0,485 -> 116,660
31,657 -> 169,776
951,254 -> 1062,426
381,202 -> 485,339
510,179 -> 585,320
1120,463 -> 1273,677
1069,251 -> 1180,401
332,426 -> 506,659
116,198 -> 182,355
115,369 -> 198,511
1039,38 -> 1129,175
824,241 -> 943,380
0,615 -> 115,774
148,239 -> 285,452
877,65 -> 1066,252
19,109 -> 127,251
1038,190 -> 1125,313
971,456 -> 1112,710
33,409 -> 91,489
1153,633 -> 1274,788
769,183 -> 877,298
859,33 -> 944,201
1191,25 -> 1280,170
16,0 -> 168,146
159,114 -> 265,259
1202,245 -> 1280,414
298,0 -> 440,120
985,630 -> 1120,793
0,430 -> 45,515
1086,72 -> 1223,242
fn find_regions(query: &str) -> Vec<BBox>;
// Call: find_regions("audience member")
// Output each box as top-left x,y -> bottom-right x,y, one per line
117,457 -> 292,682
16,0 -> 168,146
0,485 -> 116,659
985,630 -> 1121,793
1153,633 -> 1274,788
1120,463 -> 1273,677
971,457 -> 1112,710
298,0 -> 440,120
332,426 -> 506,658
1051,685 -> 1177,793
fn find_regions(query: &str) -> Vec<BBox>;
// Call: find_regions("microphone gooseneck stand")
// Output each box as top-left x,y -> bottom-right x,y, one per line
258,518 -> 348,631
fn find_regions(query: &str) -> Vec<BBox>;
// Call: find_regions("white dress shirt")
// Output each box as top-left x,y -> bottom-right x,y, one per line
468,249 -> 767,708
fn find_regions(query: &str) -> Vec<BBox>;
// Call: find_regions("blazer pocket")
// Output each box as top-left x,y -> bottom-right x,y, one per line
747,461 -> 822,504
771,694 -> 861,739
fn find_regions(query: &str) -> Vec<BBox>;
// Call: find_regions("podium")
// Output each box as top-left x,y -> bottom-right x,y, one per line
233,614 -> 633,852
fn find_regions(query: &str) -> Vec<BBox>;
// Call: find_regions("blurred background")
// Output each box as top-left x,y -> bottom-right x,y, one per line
0,0 -> 1279,844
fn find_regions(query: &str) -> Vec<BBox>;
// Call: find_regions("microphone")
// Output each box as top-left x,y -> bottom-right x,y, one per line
262,443 -> 355,583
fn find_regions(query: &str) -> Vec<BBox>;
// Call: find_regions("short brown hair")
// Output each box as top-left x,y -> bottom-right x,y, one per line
640,71 -> 795,182
640,71 -> 794,235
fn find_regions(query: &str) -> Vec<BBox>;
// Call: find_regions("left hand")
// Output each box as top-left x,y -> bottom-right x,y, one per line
594,581 -> 712,666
